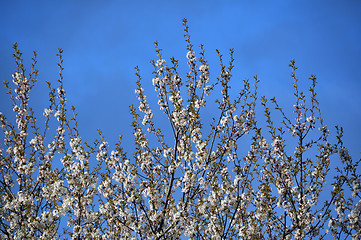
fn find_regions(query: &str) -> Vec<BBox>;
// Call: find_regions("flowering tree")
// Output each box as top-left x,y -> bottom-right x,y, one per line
0,19 -> 360,239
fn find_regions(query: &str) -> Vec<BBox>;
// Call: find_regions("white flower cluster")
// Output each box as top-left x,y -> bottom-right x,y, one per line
1,32 -> 360,240
348,199 -> 361,239
43,108 -> 53,117
186,50 -> 196,62
198,63 -> 209,88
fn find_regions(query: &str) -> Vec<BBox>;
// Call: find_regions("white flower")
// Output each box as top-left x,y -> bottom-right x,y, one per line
186,50 -> 196,62
220,115 -> 229,126
12,72 -> 22,84
156,59 -> 166,67
163,147 -> 172,158
172,74 -> 181,85
306,116 -> 315,124
203,85 -> 211,95
43,108 -> 53,117
152,77 -> 160,86
13,105 -> 19,112
186,51 -> 193,59
199,64 -> 209,73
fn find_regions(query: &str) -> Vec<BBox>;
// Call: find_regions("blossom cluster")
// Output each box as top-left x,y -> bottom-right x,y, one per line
0,21 -> 360,239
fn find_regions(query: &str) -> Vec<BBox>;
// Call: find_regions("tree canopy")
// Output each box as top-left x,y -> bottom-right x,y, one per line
0,19 -> 360,240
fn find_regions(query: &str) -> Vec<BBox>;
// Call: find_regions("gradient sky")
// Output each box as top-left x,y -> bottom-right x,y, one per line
1,1 -> 361,161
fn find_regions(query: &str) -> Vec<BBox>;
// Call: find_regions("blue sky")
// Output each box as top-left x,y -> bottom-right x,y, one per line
1,1 -> 361,160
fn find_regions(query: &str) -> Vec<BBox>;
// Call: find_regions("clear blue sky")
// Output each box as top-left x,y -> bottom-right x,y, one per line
1,1 -> 360,160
